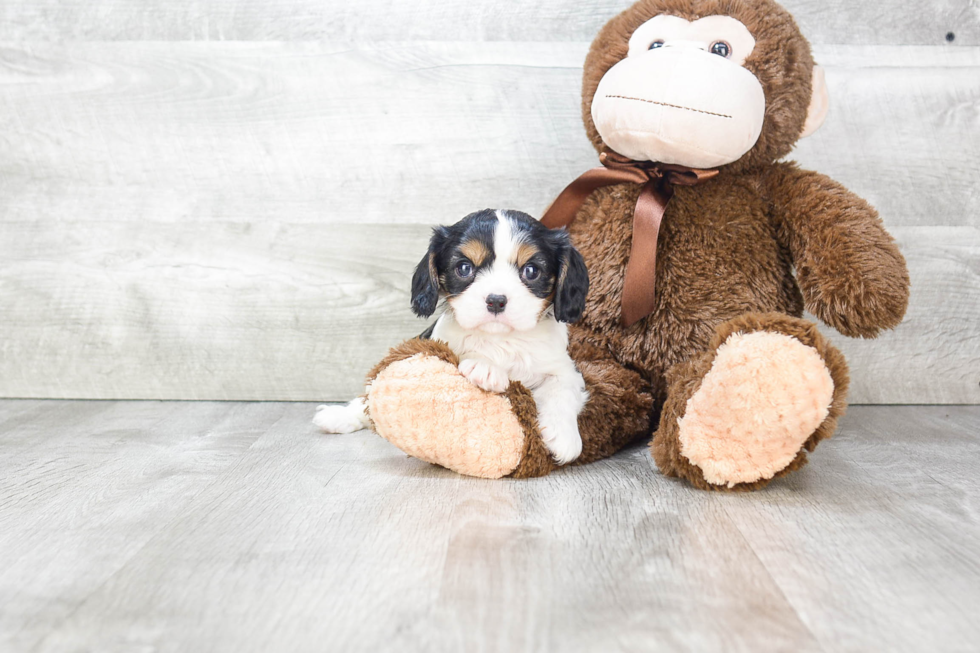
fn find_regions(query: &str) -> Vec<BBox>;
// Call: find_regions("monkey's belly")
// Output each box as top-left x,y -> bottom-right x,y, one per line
581,236 -> 802,396
569,182 -> 803,388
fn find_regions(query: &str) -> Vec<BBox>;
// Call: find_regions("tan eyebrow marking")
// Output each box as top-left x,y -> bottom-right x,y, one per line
515,242 -> 540,268
459,239 -> 490,267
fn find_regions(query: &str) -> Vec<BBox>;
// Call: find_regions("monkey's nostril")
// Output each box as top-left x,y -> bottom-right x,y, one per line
486,294 -> 508,315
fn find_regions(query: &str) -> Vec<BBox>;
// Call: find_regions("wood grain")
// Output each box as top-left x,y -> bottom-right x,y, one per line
0,0 -> 976,45
0,401 -> 277,651
1,43 -> 977,228
717,406 -> 980,652
0,221 -> 431,401
1,42 -> 977,402
0,42 -> 589,227
1,221 -> 976,403
0,401 -> 977,651
795,46 -> 980,229
822,226 -> 980,405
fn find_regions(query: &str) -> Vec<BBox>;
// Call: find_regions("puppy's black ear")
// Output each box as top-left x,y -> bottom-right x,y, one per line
411,228 -> 447,318
554,240 -> 589,324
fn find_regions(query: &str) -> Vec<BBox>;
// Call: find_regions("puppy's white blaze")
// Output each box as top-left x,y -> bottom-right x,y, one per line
450,210 -> 547,333
493,209 -> 518,264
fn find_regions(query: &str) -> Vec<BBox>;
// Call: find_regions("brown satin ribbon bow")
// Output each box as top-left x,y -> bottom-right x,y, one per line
541,150 -> 719,327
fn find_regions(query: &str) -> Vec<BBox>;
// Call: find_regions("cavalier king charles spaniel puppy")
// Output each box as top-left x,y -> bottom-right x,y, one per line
315,208 -> 590,464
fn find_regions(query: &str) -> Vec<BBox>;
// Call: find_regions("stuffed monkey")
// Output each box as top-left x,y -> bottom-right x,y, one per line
364,0 -> 909,490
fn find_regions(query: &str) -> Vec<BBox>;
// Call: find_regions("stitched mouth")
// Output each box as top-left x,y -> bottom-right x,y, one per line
605,95 -> 732,119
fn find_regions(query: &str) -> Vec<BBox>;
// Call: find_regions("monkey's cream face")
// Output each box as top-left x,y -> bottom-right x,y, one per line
591,15 -> 767,169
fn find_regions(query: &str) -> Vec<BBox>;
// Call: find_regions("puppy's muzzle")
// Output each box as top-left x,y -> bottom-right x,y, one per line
486,294 -> 508,315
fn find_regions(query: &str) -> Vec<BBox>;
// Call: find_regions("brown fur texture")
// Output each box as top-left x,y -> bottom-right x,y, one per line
555,0 -> 907,490
506,382 -> 556,479
570,336 -> 656,464
650,313 -> 849,491
364,0 -> 909,491
763,163 -> 910,337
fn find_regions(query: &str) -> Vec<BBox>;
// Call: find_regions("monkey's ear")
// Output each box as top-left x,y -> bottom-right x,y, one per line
800,65 -> 829,138
411,228 -> 447,318
554,243 -> 590,324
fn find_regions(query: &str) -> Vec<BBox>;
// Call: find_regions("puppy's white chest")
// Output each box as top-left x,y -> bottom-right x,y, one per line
458,333 -> 547,388
431,314 -> 569,390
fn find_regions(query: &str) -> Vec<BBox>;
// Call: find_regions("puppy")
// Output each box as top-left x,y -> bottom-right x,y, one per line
314,209 -> 590,464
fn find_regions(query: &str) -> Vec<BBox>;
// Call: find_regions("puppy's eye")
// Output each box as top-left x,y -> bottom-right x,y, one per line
521,263 -> 540,281
710,41 -> 731,58
455,261 -> 474,278
648,40 -> 665,50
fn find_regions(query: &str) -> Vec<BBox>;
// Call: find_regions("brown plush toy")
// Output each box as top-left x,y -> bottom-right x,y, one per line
365,0 -> 910,490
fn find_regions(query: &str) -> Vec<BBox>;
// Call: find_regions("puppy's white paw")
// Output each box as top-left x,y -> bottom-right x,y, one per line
313,399 -> 369,434
537,412 -> 583,465
459,359 -> 510,394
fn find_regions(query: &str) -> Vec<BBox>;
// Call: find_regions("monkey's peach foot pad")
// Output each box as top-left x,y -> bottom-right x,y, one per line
678,331 -> 835,488
367,354 -> 525,479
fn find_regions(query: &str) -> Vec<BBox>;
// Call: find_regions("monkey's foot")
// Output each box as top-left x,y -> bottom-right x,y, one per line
652,313 -> 849,491
365,339 -> 557,479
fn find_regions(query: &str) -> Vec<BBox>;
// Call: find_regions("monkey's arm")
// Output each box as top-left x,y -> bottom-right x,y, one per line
763,162 -> 909,338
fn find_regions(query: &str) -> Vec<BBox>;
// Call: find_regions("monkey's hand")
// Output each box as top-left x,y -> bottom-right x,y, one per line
764,163 -> 910,338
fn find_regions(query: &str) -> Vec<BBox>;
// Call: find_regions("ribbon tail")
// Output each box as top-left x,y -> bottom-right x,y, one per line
620,182 -> 672,327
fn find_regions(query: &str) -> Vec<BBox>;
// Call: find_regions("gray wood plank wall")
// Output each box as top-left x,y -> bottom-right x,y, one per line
1,2 -> 978,403
1,1 -> 977,44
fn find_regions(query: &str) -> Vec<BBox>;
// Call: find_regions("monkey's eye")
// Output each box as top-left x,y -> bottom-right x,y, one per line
648,40 -> 665,50
710,41 -> 731,58
521,264 -> 541,282
455,261 -> 474,279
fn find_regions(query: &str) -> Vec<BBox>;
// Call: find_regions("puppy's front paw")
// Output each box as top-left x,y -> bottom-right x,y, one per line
459,359 -> 509,394
537,412 -> 583,465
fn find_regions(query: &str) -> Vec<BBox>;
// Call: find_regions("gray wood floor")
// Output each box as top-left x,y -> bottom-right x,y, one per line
1,401 -> 978,652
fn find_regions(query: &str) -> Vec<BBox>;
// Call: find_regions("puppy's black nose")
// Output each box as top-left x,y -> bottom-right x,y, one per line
486,294 -> 507,315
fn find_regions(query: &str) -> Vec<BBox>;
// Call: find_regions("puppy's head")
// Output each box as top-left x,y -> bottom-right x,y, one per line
412,209 -> 589,333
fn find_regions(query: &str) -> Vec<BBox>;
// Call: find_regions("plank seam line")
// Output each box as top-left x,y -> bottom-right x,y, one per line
719,504 -> 828,651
